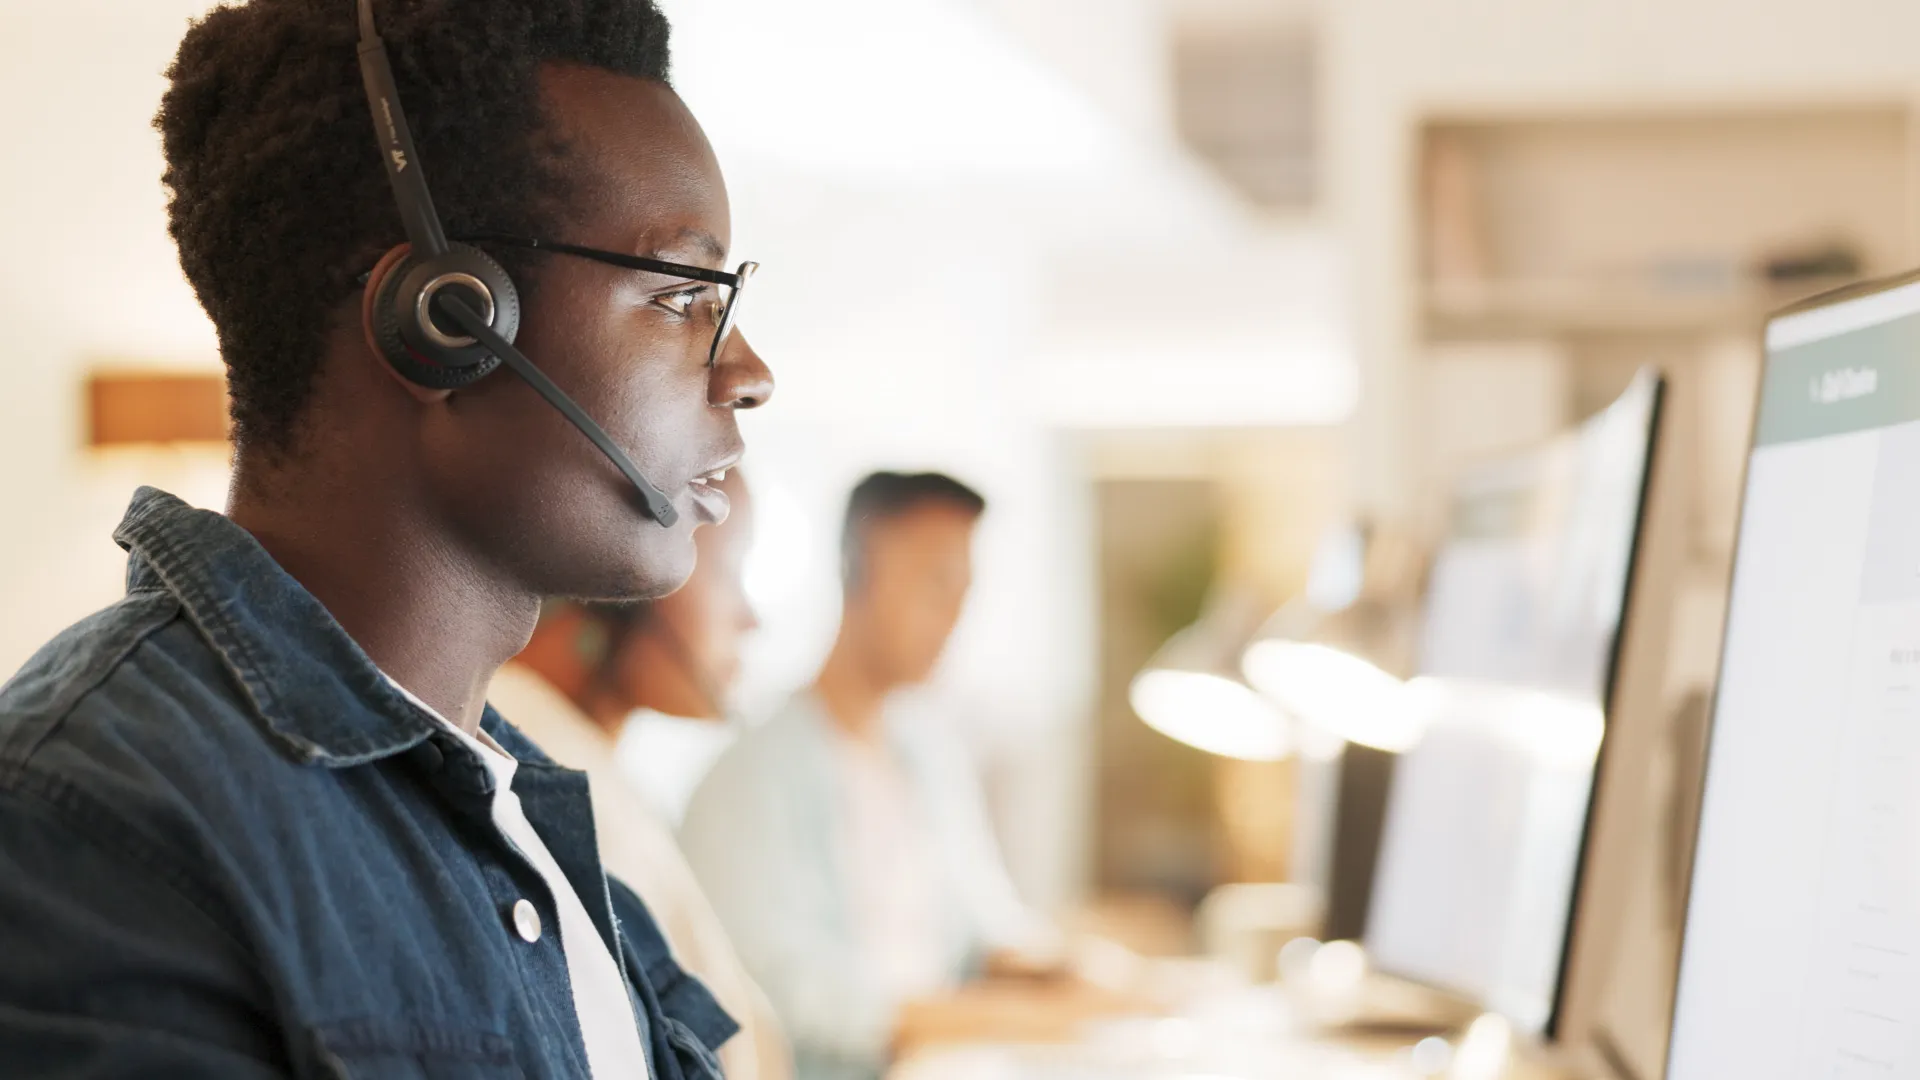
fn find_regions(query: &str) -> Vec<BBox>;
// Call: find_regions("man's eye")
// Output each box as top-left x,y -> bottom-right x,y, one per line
653,287 -> 706,317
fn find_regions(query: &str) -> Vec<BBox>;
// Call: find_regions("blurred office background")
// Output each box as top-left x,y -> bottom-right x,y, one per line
3,0 -> 1917,983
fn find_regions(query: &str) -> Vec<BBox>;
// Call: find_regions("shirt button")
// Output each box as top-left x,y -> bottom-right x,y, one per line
408,738 -> 445,774
511,899 -> 542,944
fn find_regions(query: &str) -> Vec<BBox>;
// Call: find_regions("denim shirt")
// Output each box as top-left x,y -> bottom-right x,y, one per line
0,488 -> 736,1079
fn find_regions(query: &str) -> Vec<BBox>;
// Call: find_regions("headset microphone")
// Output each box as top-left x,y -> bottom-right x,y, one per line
353,0 -> 680,527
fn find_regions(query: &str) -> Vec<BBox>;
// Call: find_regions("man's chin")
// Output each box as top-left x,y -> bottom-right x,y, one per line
633,544 -> 698,600
559,534 -> 695,603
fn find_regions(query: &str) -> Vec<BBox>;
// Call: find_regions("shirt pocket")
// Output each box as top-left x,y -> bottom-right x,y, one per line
310,1017 -> 527,1080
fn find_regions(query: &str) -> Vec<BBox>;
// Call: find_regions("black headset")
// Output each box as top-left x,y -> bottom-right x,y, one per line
354,0 -> 679,527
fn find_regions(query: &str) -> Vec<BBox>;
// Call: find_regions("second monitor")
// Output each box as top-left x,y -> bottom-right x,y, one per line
1362,369 -> 1666,1037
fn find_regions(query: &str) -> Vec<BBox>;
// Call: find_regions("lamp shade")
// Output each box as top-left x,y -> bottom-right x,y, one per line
1130,590 -> 1293,762
1243,635 -> 1419,753
1239,522 -> 1429,753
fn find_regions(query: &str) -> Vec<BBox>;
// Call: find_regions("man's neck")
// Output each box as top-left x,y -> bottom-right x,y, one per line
813,628 -> 892,744
229,464 -> 537,734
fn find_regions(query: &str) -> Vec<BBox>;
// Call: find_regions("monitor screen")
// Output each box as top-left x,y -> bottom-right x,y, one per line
1365,370 -> 1662,1034
1668,276 -> 1920,1079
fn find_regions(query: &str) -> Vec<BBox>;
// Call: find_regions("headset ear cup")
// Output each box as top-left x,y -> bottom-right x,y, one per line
369,244 -> 522,391
368,251 -> 436,386
361,243 -> 413,364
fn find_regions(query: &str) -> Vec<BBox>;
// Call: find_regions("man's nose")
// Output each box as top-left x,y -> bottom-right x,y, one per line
711,330 -> 773,410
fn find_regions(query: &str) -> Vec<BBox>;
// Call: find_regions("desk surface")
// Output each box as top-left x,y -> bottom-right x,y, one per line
895,1035 -> 1425,1080
888,975 -> 1575,1080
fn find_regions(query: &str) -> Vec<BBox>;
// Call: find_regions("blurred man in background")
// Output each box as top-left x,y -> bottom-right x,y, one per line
498,470 -> 791,1080
682,472 -> 1057,1080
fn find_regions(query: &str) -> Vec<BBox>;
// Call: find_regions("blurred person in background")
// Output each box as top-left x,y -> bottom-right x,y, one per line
0,0 -> 772,1075
681,472 -> 1060,1080
498,468 -> 790,1080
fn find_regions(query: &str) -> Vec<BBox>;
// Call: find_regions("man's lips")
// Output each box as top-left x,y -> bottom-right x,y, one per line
686,458 -> 738,524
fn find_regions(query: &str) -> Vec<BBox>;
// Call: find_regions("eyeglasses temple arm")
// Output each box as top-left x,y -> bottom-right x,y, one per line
455,233 -> 741,286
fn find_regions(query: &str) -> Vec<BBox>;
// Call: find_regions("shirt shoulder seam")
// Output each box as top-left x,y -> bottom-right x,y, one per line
0,767 -> 261,966
0,589 -> 182,772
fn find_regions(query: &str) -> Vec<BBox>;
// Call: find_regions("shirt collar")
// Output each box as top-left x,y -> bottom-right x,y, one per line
114,486 -> 441,768
385,672 -> 523,788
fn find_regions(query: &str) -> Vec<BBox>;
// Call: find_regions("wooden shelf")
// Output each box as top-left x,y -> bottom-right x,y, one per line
87,371 -> 229,447
1423,274 -> 1860,339
1406,104 -> 1913,552
1416,105 -> 1915,342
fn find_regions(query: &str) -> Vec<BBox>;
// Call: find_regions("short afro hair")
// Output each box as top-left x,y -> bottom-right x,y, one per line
840,471 -> 987,589
156,0 -> 673,455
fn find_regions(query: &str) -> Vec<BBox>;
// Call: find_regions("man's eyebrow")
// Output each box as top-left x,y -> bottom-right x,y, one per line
648,228 -> 726,264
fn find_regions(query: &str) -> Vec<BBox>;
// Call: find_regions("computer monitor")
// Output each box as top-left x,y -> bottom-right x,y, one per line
1667,272 -> 1920,1080
1364,369 -> 1665,1036
1567,690 -> 1710,1079
1321,742 -> 1397,944
1550,362 -> 1697,1073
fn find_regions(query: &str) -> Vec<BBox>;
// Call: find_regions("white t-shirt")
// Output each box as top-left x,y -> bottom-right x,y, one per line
390,678 -> 650,1080
826,728 -> 950,1003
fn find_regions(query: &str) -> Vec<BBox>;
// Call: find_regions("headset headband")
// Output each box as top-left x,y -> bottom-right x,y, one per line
356,0 -> 448,259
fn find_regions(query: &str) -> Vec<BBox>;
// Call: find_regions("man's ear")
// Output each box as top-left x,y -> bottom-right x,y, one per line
361,243 -> 453,404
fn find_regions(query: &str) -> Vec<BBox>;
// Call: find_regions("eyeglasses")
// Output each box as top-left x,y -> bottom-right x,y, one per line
456,232 -> 758,368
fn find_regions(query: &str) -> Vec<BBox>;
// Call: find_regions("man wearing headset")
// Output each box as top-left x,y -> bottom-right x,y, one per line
0,0 -> 770,1077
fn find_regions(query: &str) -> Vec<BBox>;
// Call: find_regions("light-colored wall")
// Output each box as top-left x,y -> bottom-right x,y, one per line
0,1 -> 226,673
977,0 -> 1175,144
